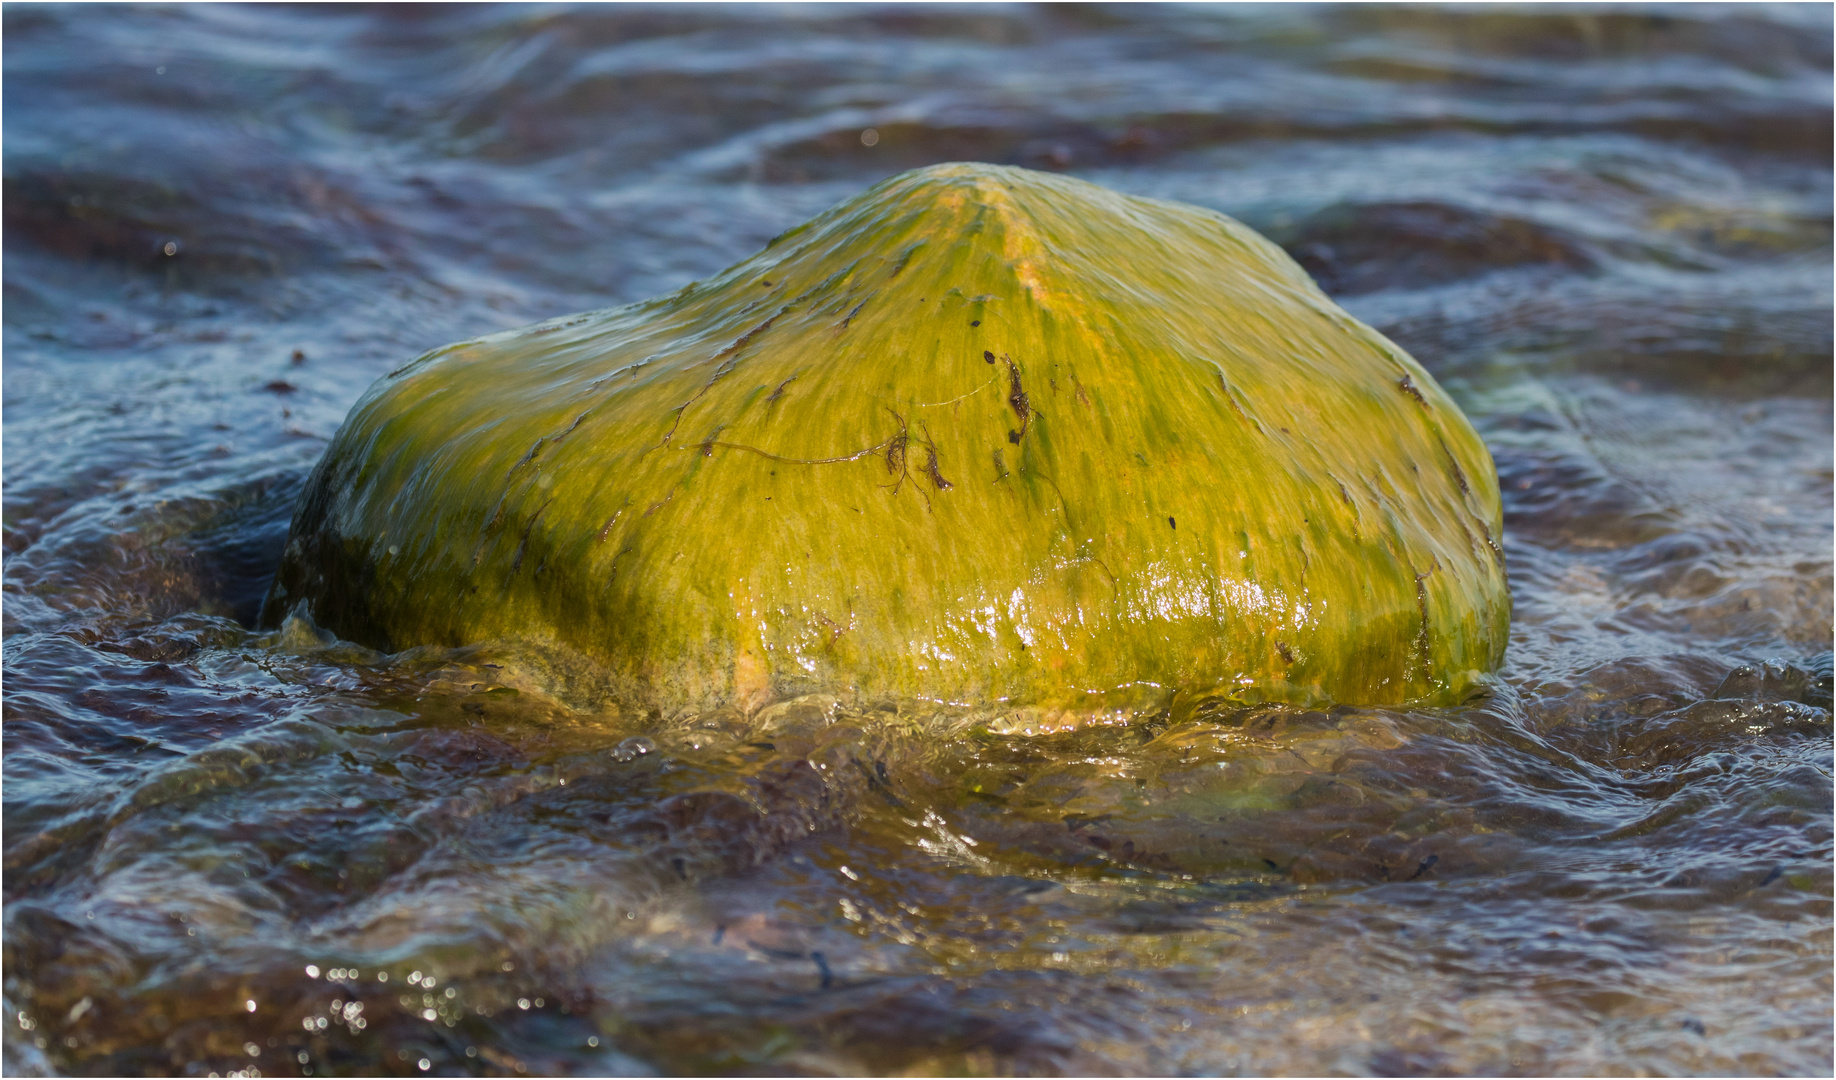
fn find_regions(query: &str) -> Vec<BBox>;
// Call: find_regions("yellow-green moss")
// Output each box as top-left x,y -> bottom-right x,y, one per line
264,163 -> 1508,712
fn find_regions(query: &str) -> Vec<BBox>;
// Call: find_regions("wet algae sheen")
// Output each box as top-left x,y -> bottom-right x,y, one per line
266,163 -> 1508,712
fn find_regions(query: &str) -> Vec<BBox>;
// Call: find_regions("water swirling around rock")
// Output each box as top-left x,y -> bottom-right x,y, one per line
4,5 -> 1830,1077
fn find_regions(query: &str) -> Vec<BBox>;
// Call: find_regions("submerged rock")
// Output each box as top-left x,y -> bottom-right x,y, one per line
263,163 -> 1508,712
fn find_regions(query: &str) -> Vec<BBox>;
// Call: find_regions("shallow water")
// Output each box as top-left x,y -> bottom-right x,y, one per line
4,4 -> 1831,1076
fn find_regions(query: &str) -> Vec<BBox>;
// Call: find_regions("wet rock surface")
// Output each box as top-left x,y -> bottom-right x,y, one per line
266,162 -> 1508,714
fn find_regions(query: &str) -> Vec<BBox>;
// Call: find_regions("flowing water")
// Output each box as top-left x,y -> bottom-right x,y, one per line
4,4 -> 1831,1076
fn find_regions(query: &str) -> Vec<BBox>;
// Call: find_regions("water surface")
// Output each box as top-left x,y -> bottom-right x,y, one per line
5,4 -> 1831,1076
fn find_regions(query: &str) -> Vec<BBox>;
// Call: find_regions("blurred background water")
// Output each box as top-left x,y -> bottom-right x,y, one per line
4,4 -> 1831,1076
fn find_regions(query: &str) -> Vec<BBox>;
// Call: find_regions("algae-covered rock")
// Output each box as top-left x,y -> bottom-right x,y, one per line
263,163 -> 1508,712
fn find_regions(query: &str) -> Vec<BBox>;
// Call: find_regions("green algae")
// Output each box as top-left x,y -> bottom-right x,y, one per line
263,163 -> 1509,713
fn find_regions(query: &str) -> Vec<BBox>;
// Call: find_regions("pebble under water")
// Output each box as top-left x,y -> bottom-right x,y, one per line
4,5 -> 1831,1077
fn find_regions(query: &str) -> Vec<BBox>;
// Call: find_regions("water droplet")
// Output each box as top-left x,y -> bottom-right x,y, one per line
304,965 -> 319,979
612,736 -> 656,762
860,128 -> 880,147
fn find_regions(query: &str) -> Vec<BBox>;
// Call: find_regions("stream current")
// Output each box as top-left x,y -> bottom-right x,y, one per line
4,5 -> 1831,1076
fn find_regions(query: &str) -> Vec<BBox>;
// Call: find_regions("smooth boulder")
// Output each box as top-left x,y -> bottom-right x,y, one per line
263,163 -> 1509,712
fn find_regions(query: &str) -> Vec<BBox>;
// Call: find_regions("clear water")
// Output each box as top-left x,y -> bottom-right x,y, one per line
4,5 -> 1830,1076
